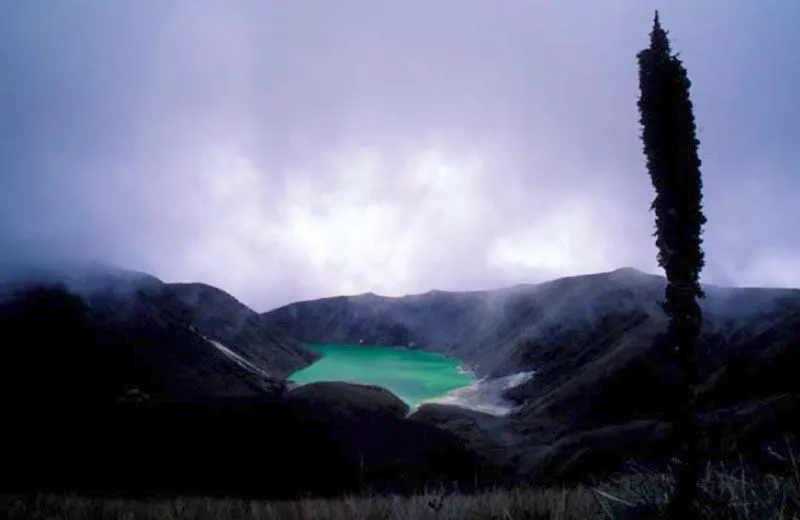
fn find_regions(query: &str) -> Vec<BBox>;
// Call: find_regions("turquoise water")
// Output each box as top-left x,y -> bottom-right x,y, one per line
289,344 -> 476,409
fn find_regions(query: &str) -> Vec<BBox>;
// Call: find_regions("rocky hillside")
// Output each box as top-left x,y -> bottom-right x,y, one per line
0,264 -> 317,405
0,264 -> 491,499
168,282 -> 319,379
263,267 -> 800,480
262,267 -> 800,385
261,268 -> 670,377
3,263 -> 798,495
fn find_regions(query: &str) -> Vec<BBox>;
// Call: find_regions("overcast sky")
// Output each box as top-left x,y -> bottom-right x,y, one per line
1,1 -> 798,311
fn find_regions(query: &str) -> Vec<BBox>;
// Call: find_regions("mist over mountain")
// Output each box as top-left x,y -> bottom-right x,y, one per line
0,262 -> 318,403
263,266 -> 799,376
1,0 -> 798,508
1,262 -> 798,496
0,262 -> 495,498
264,266 -> 800,480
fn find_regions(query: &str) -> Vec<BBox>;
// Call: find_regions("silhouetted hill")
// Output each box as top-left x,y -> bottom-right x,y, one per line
0,265 -> 317,405
262,268 -> 670,377
263,267 -> 800,481
0,265 -> 488,498
3,264 -> 798,498
168,282 -> 319,379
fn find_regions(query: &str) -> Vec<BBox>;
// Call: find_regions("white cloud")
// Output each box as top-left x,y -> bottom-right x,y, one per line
271,148 -> 493,296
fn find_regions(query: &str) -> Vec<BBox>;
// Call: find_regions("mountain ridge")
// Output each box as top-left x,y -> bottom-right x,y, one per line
263,266 -> 800,379
261,266 -> 798,315
2,262 -> 798,495
0,263 -> 318,404
263,265 -> 800,480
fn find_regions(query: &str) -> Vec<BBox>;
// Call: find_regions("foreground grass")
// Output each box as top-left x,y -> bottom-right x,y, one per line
2,487 -> 598,520
596,461 -> 800,519
4,464 -> 799,519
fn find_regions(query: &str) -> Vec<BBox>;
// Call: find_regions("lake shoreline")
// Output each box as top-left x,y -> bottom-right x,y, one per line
288,343 -> 476,409
288,343 -> 535,417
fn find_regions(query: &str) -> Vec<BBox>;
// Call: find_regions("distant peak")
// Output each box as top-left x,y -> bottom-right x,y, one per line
610,267 -> 650,277
356,291 -> 383,299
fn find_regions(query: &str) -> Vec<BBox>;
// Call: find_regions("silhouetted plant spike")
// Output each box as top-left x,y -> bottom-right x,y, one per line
637,10 -> 707,517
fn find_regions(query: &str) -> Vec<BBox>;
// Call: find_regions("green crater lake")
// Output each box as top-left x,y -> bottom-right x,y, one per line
289,344 -> 476,409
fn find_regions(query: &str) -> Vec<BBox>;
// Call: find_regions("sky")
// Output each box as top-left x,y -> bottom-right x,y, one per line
1,1 -> 798,312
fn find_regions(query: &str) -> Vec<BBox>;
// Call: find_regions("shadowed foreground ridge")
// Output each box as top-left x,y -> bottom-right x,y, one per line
0,269 -> 493,499
0,266 -> 798,505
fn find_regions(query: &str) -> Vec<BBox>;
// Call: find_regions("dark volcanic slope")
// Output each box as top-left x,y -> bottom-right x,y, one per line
264,268 -> 795,375
263,268 -> 800,478
263,269 -> 664,377
169,282 -> 319,379
0,265 -> 317,404
0,265 -> 494,498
